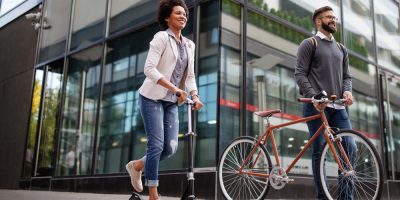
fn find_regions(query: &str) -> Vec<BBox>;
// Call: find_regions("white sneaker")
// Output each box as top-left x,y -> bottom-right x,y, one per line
125,161 -> 143,192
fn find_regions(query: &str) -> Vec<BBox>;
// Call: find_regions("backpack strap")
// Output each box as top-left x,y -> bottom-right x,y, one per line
308,36 -> 317,65
299,36 -> 317,96
307,36 -> 318,75
336,41 -> 347,79
336,41 -> 344,53
309,36 -> 318,48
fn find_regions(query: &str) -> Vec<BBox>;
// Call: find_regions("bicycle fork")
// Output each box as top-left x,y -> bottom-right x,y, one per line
323,123 -> 354,176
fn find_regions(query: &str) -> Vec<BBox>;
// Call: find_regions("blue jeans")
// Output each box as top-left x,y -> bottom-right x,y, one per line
139,94 -> 179,187
303,103 -> 357,200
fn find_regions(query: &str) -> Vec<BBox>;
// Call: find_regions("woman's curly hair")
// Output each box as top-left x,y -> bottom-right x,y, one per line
157,0 -> 189,30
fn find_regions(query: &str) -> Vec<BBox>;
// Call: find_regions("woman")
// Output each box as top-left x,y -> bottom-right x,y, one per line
125,0 -> 203,199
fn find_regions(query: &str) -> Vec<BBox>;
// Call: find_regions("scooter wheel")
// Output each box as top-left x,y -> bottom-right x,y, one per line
129,192 -> 142,200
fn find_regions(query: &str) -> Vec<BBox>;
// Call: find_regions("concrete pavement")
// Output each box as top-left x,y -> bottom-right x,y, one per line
0,189 -> 180,200
0,189 -> 309,199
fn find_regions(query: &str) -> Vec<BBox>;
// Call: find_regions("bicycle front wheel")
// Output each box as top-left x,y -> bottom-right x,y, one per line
319,129 -> 383,200
218,136 -> 272,200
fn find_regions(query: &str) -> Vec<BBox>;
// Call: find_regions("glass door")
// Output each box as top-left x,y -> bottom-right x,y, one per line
22,59 -> 64,178
32,59 -> 64,177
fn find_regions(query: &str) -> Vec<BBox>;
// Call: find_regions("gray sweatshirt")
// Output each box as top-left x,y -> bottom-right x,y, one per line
294,36 -> 352,98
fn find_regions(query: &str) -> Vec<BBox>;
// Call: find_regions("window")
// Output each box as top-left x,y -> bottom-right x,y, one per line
109,0 -> 158,35
343,0 -> 375,63
220,0 -> 242,153
97,26 -> 157,173
56,46 -> 102,176
0,0 -> 25,15
69,0 -> 107,51
374,0 -> 400,73
38,0 -> 72,63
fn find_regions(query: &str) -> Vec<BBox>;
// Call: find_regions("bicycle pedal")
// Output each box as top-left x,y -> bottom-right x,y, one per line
283,178 -> 294,183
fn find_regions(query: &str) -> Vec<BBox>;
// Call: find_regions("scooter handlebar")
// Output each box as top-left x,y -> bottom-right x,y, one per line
175,92 -> 196,105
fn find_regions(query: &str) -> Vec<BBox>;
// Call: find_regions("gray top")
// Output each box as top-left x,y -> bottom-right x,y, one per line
161,29 -> 188,102
294,35 -> 352,98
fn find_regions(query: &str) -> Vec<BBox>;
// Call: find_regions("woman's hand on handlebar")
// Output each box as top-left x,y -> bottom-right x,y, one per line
191,95 -> 203,111
174,88 -> 188,105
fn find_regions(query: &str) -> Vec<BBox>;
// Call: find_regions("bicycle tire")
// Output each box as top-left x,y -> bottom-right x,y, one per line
319,129 -> 383,200
218,136 -> 272,200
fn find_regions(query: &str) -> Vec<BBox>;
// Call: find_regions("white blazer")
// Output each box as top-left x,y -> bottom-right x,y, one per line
139,31 -> 197,100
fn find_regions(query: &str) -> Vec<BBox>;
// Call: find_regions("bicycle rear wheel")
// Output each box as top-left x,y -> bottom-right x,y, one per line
319,129 -> 383,200
218,136 -> 272,200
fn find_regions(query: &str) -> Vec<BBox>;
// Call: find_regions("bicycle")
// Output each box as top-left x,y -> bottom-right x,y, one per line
218,91 -> 383,200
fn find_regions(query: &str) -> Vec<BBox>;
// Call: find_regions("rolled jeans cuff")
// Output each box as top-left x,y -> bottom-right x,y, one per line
145,179 -> 159,187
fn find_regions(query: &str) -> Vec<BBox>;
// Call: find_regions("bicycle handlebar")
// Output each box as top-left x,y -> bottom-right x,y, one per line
297,97 -> 347,104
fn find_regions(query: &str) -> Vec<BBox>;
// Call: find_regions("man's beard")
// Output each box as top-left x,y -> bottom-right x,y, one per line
322,21 -> 336,33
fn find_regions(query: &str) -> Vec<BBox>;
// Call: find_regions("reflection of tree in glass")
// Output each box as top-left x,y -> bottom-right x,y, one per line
225,0 -> 369,72
28,80 -> 42,149
24,79 -> 42,177
36,72 -> 63,176
39,86 -> 61,169
247,10 -> 307,45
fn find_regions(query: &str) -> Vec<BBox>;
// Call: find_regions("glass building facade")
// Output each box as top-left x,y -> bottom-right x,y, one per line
9,0 -> 400,198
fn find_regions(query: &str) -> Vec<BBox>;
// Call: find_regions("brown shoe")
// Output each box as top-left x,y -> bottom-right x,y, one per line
125,161 -> 143,192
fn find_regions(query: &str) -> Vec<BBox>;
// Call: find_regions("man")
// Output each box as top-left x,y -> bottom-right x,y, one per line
295,6 -> 356,200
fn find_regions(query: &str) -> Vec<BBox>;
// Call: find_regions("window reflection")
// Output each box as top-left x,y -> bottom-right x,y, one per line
0,0 -> 25,15
109,0 -> 158,35
247,10 -> 308,57
347,57 -> 380,155
194,1 -> 218,166
382,74 -> 400,179
69,0 -> 106,51
23,69 -> 44,178
36,61 -> 64,176
57,46 -> 102,176
343,0 -> 374,62
218,0 -> 241,156
248,0 -> 315,33
374,0 -> 400,73
248,0 -> 342,39
97,25 -> 157,173
39,0 -> 72,63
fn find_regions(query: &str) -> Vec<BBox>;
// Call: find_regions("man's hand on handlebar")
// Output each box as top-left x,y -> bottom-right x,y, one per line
343,91 -> 354,106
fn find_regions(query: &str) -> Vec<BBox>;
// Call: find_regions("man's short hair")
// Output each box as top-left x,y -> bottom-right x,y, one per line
312,6 -> 333,23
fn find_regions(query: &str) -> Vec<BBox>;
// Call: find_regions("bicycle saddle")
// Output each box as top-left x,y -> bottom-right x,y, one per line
254,109 -> 281,118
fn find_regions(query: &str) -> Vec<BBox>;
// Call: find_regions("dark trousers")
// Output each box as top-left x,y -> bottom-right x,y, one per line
303,103 -> 356,200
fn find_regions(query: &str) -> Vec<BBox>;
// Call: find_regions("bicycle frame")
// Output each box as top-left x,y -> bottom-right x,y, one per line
239,110 -> 354,178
